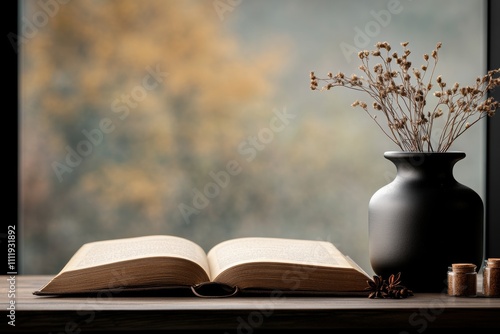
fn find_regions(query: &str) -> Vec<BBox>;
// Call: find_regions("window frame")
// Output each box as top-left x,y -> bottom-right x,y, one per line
486,0 -> 500,258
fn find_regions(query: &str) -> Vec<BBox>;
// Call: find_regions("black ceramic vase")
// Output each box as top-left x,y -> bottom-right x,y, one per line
368,151 -> 484,293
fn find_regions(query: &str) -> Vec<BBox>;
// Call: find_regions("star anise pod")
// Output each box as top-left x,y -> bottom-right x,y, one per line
390,287 -> 414,299
365,272 -> 413,299
385,272 -> 414,298
365,274 -> 388,299
387,271 -> 402,288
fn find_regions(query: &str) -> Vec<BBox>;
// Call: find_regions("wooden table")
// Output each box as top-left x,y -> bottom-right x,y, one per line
1,275 -> 500,333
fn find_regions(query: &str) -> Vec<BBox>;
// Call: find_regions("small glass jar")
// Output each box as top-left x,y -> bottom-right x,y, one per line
483,258 -> 500,297
447,263 -> 477,297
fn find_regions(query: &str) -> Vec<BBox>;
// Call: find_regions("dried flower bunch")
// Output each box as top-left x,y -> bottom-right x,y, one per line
310,42 -> 500,152
365,272 -> 413,299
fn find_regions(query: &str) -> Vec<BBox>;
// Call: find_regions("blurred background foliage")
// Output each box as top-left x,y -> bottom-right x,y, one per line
20,0 -> 485,274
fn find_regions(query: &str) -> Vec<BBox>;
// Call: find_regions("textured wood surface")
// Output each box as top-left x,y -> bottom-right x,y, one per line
1,275 -> 500,332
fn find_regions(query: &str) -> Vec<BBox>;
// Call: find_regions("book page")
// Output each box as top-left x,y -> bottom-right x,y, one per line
206,237 -> 352,280
60,235 -> 210,276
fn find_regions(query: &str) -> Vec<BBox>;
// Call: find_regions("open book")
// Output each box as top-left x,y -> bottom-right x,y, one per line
34,235 -> 371,297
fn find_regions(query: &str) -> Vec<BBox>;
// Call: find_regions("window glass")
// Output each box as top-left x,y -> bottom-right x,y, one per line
20,0 -> 486,274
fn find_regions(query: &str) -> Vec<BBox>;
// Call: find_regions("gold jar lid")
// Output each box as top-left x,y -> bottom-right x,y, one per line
451,263 -> 477,273
486,258 -> 500,268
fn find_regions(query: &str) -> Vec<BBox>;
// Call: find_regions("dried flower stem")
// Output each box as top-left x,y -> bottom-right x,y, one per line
310,42 -> 500,152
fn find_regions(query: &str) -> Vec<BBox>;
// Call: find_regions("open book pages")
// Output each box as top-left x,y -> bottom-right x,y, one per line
61,235 -> 210,274
208,237 -> 370,291
208,237 -> 359,278
37,236 -> 211,294
34,235 -> 371,296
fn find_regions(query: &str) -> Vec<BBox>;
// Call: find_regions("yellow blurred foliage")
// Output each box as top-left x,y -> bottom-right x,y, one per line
20,0 -> 285,273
